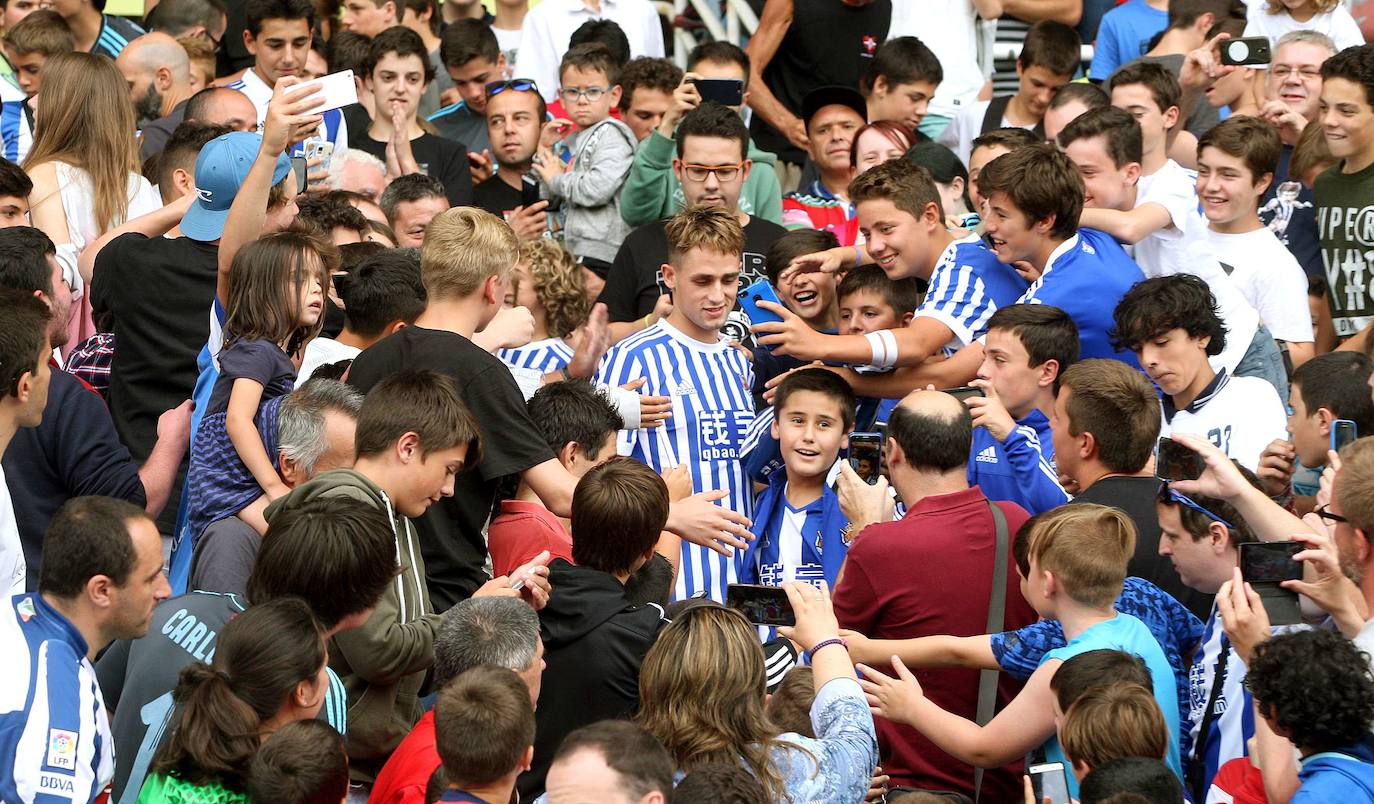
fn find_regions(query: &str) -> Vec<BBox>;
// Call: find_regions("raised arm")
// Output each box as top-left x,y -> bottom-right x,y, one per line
1000,0 -> 1081,25
744,0 -> 808,152
79,194 -> 193,284
753,301 -> 955,367
1078,203 -> 1174,246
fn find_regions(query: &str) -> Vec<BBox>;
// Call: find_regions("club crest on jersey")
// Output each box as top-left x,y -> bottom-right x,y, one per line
47,729 -> 78,770
16,597 -> 35,621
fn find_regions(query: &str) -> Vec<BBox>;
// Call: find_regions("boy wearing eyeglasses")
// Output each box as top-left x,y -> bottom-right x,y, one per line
532,42 -> 636,280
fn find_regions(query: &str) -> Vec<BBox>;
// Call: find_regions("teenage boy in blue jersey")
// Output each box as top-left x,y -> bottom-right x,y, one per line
977,143 -> 1146,369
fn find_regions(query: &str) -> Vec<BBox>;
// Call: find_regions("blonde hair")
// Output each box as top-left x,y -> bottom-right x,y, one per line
178,36 -> 218,91
1028,504 -> 1135,608
419,207 -> 519,300
1265,0 -> 1339,13
638,606 -> 812,802
24,51 -> 140,235
1059,682 -> 1169,769
664,204 -> 745,265
516,240 -> 589,339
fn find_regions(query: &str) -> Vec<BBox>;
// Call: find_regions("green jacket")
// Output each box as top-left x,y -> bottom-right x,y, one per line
618,130 -> 784,228
263,469 -> 439,782
136,774 -> 249,804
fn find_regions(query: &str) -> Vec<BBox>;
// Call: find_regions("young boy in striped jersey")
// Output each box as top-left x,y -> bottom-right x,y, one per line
595,204 -> 754,602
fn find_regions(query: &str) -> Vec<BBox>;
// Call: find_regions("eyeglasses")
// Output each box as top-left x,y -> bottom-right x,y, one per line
1270,66 -> 1322,81
1158,484 -> 1236,531
680,163 -> 745,182
1315,503 -> 1349,525
559,85 -> 610,103
486,78 -> 540,98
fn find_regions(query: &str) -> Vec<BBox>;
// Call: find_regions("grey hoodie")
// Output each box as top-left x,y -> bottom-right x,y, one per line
544,116 -> 637,263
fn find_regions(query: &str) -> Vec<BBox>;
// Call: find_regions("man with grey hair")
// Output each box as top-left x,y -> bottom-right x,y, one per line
188,378 -> 363,596
117,32 -> 198,159
370,596 -> 545,804
329,147 -> 389,204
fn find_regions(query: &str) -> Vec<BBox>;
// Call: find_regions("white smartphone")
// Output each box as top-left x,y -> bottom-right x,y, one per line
297,70 -> 358,113
1028,762 -> 1071,804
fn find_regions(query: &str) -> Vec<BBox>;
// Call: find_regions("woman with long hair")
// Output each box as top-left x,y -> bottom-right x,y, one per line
24,50 -> 160,352
137,597 -> 331,803
638,583 -> 877,803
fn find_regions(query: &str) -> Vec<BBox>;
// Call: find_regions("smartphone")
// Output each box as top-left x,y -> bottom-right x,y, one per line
738,279 -> 786,328
1333,419 -> 1359,452
726,584 -> 795,627
942,386 -> 985,403
290,155 -> 308,193
692,78 -> 745,106
521,176 -> 540,208
849,432 -> 883,485
1028,762 -> 1072,804
305,138 -> 333,164
1240,541 -> 1303,584
297,69 -> 359,112
1220,36 -> 1271,66
1156,437 -> 1205,482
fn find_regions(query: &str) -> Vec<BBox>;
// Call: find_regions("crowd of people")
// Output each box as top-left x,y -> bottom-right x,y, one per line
1,0 -> 1374,801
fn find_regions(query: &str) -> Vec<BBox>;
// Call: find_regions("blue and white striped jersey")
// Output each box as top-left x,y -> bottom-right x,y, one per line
498,337 -> 574,374
91,14 -> 144,60
0,594 -> 114,804
917,232 -> 1029,353
595,319 -> 755,603
1188,610 -> 1256,794
0,78 -> 32,165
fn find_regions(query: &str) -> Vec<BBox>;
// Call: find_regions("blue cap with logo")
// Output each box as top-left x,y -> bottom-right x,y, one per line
181,131 -> 292,241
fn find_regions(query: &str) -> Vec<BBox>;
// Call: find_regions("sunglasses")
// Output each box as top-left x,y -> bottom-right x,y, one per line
485,78 -> 539,97
1158,484 -> 1236,531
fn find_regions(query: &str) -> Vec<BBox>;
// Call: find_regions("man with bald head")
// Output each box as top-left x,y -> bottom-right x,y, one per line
832,388 -> 1038,800
118,32 -> 196,160
183,85 -> 259,132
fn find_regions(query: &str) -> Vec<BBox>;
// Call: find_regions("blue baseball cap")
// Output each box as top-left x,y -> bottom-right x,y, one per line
181,131 -> 292,241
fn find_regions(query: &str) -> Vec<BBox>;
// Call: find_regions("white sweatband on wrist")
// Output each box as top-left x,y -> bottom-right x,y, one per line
864,330 -> 899,370
599,383 -> 642,430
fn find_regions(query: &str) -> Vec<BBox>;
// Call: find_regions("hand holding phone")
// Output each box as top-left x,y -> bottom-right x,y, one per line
727,584 -> 796,626
1220,36 -> 1271,66
1239,541 -> 1303,626
849,432 -> 883,485
298,70 -> 358,112
1156,437 -> 1205,482
691,78 -> 745,106
1332,419 -> 1358,452
738,279 -> 786,329
1028,763 -> 1071,804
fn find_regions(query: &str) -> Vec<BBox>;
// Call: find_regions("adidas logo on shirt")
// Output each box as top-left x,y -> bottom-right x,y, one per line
975,445 -> 999,464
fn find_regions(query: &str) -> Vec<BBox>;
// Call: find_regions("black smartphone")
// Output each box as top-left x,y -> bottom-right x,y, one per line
726,584 -> 795,627
521,175 -> 540,208
849,432 -> 883,485
1156,437 -> 1205,482
692,78 -> 745,106
1028,762 -> 1071,804
1220,36 -> 1272,66
290,155 -> 308,193
1333,419 -> 1358,452
1240,541 -> 1303,584
942,386 -> 985,403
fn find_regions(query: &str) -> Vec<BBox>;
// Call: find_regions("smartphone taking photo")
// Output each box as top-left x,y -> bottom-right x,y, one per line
1156,437 -> 1205,482
726,584 -> 796,626
1028,762 -> 1072,804
1239,541 -> 1303,625
1332,419 -> 1358,452
848,432 -> 883,485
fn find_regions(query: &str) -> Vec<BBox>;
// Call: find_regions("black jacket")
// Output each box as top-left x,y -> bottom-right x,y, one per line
518,559 -> 666,800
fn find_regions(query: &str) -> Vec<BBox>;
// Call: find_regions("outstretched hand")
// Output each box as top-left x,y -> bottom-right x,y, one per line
856,655 -> 926,727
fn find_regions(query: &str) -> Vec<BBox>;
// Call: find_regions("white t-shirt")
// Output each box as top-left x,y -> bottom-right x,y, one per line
890,1 -> 985,120
1159,370 -> 1288,471
493,25 -> 521,66
295,337 -> 361,388
514,0 -> 665,103
0,466 -> 26,598
937,99 -> 1039,167
1135,160 -> 1260,376
1207,227 -> 1314,345
1243,0 -> 1365,52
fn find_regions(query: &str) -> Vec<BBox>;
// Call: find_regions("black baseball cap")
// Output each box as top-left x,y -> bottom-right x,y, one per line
801,86 -> 868,129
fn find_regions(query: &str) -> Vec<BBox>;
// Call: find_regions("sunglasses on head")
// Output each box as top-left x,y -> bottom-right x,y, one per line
1157,483 -> 1236,531
486,78 -> 539,97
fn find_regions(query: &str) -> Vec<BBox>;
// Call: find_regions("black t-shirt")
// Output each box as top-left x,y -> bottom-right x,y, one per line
1259,143 -> 1323,279
353,131 -> 474,207
1072,475 -> 1214,620
347,326 -> 555,609
749,0 -> 892,164
91,234 -> 219,462
473,174 -> 523,219
597,215 -> 787,346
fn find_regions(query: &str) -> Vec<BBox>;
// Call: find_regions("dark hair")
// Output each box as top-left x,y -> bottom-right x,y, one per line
250,496 -> 399,630
152,598 -> 326,790
0,225 -> 56,296
366,25 -> 435,83
887,397 -> 972,473
1320,43 -> 1374,108
986,303 -> 1080,379
1080,758 -> 1184,804
560,41 -> 621,86
836,264 -> 923,316
248,720 -> 349,804
327,29 -> 374,75
571,457 -> 669,575
223,230 -> 337,356
424,766 -> 447,804
849,157 -> 944,223
675,100 -> 749,161
1011,511 -> 1042,578
1059,359 -> 1161,474
399,0 -> 438,35
1292,352 -> 1374,436
526,379 -> 623,461
5,9 -> 73,57
861,36 -> 943,95
433,597 -> 540,690
1167,0 -> 1244,30
1058,105 -> 1143,168
439,18 -> 498,69
337,239 -> 388,275
1108,61 -> 1182,115
763,666 -> 815,738
687,40 -> 750,78
354,368 -> 480,459
1157,462 -> 1261,545
903,139 -> 968,186
293,192 -> 370,240
0,289 -> 49,399
146,0 -> 227,36
1049,80 -> 1110,111
977,143 -> 1083,240
569,19 -> 630,68
245,0 -> 315,36
765,228 -> 838,285
38,497 -> 146,598
1110,274 -> 1227,356
435,665 -> 535,788
1018,19 -> 1082,75
339,250 -> 426,337
379,172 -> 447,223
617,57 -> 684,112
552,721 -> 675,800
970,126 -> 1041,156
0,158 -> 32,200
1196,114 -> 1280,182
159,121 -> 233,197
674,764 -> 769,804
773,367 -> 857,431
1049,649 -> 1153,713
1247,629 -> 1374,752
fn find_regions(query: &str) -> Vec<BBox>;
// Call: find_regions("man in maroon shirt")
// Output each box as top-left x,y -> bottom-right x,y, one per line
833,389 -> 1037,801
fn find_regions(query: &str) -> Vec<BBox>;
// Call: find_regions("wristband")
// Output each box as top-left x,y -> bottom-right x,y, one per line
853,244 -> 862,266
807,637 -> 848,661
642,314 -> 653,329
864,330 -> 899,370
